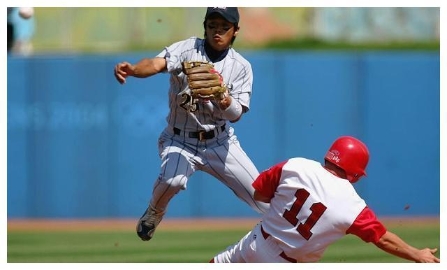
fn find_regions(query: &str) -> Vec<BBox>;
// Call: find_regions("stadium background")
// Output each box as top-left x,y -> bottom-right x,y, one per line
7,7 -> 440,219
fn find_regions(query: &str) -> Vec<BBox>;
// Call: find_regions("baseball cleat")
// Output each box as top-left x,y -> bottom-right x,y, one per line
136,205 -> 165,241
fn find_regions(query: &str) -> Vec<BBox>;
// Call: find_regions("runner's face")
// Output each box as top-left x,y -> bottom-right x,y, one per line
205,16 -> 237,51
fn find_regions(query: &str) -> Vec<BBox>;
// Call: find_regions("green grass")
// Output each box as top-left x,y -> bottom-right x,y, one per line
7,223 -> 440,263
259,38 -> 440,51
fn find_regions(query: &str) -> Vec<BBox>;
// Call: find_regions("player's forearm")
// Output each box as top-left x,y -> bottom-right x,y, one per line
374,231 -> 422,262
131,58 -> 165,78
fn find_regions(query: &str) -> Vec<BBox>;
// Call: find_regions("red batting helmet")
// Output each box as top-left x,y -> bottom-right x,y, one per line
324,136 -> 369,183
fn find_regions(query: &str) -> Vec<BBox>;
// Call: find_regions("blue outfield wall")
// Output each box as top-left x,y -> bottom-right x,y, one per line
7,51 -> 440,219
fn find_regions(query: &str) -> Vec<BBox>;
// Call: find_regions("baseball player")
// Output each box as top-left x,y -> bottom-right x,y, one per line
113,7 -> 269,241
211,136 -> 440,263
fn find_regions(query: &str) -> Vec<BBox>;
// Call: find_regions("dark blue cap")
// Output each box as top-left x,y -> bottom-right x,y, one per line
205,7 -> 239,24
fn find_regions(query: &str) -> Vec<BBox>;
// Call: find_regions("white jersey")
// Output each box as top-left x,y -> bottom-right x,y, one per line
156,36 -> 253,132
147,36 -> 269,217
257,158 -> 366,262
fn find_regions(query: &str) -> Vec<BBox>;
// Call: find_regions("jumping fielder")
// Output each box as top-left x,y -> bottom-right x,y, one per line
114,7 -> 269,241
211,136 -> 440,263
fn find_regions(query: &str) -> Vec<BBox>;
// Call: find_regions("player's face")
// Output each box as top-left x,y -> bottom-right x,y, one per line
205,16 -> 237,51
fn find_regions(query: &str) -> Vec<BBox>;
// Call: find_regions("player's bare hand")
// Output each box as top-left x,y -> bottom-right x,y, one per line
415,248 -> 440,263
216,89 -> 230,109
114,62 -> 135,84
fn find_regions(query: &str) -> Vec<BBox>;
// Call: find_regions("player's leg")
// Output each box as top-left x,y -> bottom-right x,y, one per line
204,137 -> 269,214
213,223 -> 279,262
136,138 -> 198,241
212,228 -> 252,262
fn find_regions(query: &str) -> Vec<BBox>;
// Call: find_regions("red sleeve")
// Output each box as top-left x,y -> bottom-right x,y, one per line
346,206 -> 387,243
252,160 -> 287,199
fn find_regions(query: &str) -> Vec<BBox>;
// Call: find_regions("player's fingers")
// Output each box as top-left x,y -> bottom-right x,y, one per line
428,248 -> 440,263
116,75 -> 126,84
116,63 -> 129,75
114,69 -> 126,84
114,63 -> 130,84
116,68 -> 128,78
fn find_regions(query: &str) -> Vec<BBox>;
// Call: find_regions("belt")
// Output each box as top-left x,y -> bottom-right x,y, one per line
260,225 -> 297,263
173,125 -> 225,141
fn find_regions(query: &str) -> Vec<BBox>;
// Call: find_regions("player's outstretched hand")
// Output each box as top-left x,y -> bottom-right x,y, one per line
415,248 -> 440,263
114,62 -> 134,84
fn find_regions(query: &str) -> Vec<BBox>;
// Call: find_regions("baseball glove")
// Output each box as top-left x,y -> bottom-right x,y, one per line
182,61 -> 227,100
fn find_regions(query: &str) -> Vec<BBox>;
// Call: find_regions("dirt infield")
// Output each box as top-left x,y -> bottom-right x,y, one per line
7,218 -> 259,232
7,217 -> 440,232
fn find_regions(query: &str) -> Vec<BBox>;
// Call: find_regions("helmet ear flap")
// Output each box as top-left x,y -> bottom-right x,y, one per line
347,173 -> 362,183
324,136 -> 369,183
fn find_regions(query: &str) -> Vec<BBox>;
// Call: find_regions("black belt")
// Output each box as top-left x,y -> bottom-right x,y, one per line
260,225 -> 297,263
173,125 -> 225,141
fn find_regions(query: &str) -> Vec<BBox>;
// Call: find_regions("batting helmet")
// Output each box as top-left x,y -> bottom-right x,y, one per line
324,136 -> 369,183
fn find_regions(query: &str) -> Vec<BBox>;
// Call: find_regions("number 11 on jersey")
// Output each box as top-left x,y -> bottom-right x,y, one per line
282,188 -> 327,240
